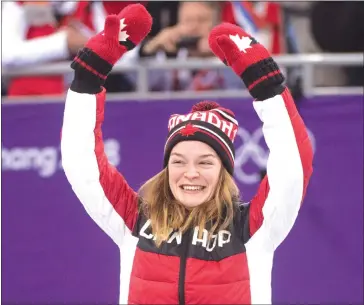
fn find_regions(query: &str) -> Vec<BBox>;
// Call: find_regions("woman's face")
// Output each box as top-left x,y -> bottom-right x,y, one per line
168,141 -> 222,208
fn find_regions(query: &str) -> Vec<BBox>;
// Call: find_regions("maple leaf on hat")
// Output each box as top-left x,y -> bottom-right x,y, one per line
180,123 -> 198,137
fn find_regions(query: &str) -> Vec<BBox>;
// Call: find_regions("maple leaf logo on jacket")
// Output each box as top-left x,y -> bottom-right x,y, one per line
180,124 -> 199,137
229,34 -> 252,53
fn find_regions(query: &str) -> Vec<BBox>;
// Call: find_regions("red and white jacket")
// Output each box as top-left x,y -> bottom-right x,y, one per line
61,86 -> 313,304
3,1 -> 76,96
3,1 -> 141,96
222,1 -> 285,54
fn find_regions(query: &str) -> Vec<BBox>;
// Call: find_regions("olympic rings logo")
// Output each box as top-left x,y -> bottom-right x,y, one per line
233,127 -> 316,185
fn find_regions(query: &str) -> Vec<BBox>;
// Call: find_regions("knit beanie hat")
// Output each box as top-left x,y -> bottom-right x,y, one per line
163,101 -> 238,175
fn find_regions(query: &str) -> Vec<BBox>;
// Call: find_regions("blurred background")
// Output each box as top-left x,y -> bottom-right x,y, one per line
1,1 -> 363,304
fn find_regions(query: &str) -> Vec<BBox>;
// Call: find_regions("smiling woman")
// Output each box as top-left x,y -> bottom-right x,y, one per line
61,4 -> 313,304
139,137 -> 240,246
169,143 -> 222,208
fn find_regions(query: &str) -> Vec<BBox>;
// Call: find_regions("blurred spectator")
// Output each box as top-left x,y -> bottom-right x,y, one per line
2,1 -> 145,96
140,1 -> 225,91
2,1 -> 84,96
281,2 -> 361,87
141,1 -> 218,58
3,1 -> 360,96
310,1 -> 364,86
140,1 -> 180,52
137,1 -> 308,93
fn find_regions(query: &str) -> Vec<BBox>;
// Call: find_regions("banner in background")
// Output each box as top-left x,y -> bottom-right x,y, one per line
2,95 -> 363,304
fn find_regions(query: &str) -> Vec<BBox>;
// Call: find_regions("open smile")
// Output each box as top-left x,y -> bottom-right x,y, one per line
179,185 -> 206,192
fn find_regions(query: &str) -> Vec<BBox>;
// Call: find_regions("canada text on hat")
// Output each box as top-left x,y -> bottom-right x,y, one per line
163,101 -> 239,175
167,105 -> 239,142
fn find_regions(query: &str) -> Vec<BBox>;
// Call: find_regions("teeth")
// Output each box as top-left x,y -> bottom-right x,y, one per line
182,185 -> 203,191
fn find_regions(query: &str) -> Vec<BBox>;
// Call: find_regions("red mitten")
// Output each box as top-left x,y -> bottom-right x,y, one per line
71,4 -> 152,93
209,22 -> 284,100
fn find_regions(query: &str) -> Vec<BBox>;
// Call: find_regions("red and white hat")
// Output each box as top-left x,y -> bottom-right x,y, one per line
163,101 -> 239,175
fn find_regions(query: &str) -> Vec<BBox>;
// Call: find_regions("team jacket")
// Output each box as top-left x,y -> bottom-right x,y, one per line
61,87 -> 313,304
3,1 -> 76,96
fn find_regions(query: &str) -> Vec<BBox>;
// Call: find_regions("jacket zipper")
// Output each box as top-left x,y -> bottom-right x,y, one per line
178,231 -> 189,305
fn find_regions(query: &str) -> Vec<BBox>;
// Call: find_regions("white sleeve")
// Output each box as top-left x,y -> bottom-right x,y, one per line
61,89 -> 139,247
248,88 -> 314,251
2,2 -> 70,68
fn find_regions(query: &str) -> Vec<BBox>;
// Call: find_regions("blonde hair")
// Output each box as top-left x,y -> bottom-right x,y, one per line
138,167 -> 240,247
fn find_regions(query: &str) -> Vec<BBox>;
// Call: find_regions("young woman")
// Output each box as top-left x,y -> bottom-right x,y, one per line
61,4 -> 313,305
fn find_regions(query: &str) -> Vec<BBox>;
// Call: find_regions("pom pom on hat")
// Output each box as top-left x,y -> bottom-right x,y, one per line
191,101 -> 220,112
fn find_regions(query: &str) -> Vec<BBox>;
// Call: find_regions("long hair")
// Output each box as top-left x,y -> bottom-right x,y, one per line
138,167 -> 240,247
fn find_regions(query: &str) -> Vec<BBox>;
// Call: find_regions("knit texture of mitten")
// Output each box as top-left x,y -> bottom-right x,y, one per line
209,22 -> 285,100
70,4 -> 152,93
